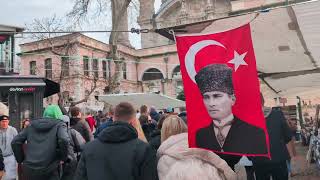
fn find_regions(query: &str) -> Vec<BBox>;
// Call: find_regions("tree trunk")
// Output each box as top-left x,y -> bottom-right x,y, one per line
108,0 -> 131,93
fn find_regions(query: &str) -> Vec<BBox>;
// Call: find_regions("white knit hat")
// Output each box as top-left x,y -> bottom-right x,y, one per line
0,102 -> 9,116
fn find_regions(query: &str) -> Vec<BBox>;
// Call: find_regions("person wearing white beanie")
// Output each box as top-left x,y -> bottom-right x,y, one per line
0,102 -> 18,180
0,102 -> 9,117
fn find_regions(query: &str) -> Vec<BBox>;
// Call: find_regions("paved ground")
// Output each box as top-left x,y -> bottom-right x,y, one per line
290,143 -> 320,180
234,143 -> 320,180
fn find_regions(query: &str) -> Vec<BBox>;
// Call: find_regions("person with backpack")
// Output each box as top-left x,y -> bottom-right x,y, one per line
60,115 -> 84,180
11,105 -> 72,180
70,107 -> 93,143
157,115 -> 236,180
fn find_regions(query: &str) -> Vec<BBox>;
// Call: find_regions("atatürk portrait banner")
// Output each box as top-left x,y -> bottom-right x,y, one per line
175,24 -> 270,157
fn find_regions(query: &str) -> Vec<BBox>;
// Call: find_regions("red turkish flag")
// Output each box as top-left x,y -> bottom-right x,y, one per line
175,24 -> 270,157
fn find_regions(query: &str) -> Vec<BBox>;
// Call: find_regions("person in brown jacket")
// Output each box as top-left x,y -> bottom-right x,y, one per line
69,107 -> 93,143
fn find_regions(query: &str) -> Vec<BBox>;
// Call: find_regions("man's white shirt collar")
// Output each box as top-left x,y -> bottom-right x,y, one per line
213,114 -> 234,127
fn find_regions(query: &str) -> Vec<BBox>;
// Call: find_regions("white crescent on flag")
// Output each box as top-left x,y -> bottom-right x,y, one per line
185,40 -> 226,83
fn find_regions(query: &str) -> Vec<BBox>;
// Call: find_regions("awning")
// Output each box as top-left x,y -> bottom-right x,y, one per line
98,93 -> 185,110
155,0 -> 320,105
0,76 -> 60,98
44,78 -> 60,97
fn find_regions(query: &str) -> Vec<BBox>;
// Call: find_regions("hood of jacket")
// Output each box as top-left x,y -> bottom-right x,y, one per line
43,105 -> 63,120
30,118 -> 62,132
97,121 -> 138,143
157,133 -> 236,180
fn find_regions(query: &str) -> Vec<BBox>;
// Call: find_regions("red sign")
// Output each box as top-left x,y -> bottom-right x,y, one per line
0,35 -> 9,43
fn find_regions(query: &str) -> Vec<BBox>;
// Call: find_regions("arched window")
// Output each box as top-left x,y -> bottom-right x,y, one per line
142,68 -> 164,81
172,65 -> 181,78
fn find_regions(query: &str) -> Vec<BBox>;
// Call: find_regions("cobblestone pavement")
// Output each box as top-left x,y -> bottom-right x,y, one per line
234,143 -> 320,180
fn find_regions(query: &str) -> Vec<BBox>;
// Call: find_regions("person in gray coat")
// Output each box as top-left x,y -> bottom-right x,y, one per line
0,102 -> 18,180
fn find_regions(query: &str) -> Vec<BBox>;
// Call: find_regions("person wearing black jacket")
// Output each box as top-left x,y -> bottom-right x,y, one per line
70,106 -> 93,143
74,102 -> 159,180
251,94 -> 293,180
11,105 -> 72,180
149,114 -> 168,151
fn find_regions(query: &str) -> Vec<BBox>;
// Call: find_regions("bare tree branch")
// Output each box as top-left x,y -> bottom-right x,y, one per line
68,0 -> 92,24
71,77 -> 98,106
67,0 -> 132,93
26,15 -> 98,113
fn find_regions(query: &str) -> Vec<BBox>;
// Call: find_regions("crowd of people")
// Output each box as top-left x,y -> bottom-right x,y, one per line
0,95 -> 303,180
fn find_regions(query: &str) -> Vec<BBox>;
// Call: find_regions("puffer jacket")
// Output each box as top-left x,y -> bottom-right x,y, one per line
157,133 -> 236,180
11,118 -> 71,175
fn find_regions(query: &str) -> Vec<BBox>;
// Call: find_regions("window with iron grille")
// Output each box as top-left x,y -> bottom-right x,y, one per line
30,61 -> 36,75
102,61 -> 107,79
61,57 -> 69,76
45,58 -> 52,79
92,58 -> 98,78
83,56 -> 89,76
122,62 -> 127,80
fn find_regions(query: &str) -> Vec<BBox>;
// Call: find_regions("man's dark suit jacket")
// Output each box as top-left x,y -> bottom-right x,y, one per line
196,116 -> 267,169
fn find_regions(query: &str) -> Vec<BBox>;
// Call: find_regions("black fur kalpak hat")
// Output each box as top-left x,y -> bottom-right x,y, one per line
195,64 -> 234,95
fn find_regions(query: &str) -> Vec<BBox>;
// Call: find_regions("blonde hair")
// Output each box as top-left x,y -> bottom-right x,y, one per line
130,118 -> 148,143
164,159 -> 225,180
161,115 -> 187,143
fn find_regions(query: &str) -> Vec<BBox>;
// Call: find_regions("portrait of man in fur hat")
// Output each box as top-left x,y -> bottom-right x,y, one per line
195,64 -> 267,168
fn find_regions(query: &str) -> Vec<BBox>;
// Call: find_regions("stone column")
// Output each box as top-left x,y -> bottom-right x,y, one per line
74,44 -> 82,104
138,0 -> 156,48
178,0 -> 188,25
205,0 -> 215,18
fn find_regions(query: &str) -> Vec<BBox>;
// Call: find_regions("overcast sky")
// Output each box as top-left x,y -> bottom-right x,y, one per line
0,0 -> 162,49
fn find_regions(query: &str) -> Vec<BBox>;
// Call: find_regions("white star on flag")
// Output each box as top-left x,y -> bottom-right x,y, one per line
228,51 -> 248,72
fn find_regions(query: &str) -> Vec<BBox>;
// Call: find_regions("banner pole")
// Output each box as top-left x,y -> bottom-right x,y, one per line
169,30 -> 177,43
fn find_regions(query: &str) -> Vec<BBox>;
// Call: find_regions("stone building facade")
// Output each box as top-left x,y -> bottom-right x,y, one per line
19,33 -> 182,110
